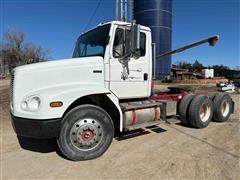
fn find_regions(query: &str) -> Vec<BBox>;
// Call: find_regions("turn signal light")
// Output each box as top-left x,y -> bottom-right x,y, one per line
50,101 -> 63,108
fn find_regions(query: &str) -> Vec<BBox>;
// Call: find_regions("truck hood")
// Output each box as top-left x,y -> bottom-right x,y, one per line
14,57 -> 105,91
12,57 -> 105,113
9,56 -> 119,121
14,57 -> 103,73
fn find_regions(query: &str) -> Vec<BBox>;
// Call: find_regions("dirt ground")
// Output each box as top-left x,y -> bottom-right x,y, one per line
1,79 -> 239,180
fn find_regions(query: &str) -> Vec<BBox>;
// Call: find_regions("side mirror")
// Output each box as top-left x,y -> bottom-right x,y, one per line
130,20 -> 140,58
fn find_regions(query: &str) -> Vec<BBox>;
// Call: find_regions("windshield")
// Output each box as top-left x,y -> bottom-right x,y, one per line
73,24 -> 111,58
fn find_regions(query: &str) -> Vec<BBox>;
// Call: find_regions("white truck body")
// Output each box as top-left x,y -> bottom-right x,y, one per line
10,21 -> 151,132
10,20 -> 232,161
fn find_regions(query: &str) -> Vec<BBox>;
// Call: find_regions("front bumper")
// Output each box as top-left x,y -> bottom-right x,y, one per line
11,114 -> 61,139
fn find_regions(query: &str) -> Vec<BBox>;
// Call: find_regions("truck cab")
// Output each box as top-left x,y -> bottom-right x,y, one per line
10,21 -> 234,161
72,21 -> 152,99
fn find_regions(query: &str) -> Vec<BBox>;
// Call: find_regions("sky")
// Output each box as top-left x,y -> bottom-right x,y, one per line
1,0 -> 240,68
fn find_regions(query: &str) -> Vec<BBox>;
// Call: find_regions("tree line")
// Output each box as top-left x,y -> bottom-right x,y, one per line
172,60 -> 232,77
0,30 -> 50,75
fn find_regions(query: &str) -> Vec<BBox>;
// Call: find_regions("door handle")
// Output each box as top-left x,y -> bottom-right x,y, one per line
129,69 -> 142,72
144,73 -> 148,81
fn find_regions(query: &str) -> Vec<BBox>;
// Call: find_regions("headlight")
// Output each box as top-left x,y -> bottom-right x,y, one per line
21,96 -> 41,111
21,101 -> 28,110
28,97 -> 41,111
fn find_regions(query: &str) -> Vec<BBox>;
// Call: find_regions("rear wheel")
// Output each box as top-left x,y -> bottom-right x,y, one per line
212,93 -> 233,122
179,94 -> 196,126
188,95 -> 213,128
57,104 -> 114,161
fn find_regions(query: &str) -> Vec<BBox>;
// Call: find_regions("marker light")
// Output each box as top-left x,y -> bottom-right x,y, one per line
50,101 -> 63,108
178,95 -> 183,100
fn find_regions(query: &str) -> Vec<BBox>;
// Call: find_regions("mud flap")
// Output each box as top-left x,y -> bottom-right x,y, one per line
231,100 -> 235,114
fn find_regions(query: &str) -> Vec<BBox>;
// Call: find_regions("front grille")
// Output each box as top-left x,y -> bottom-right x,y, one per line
10,72 -> 15,105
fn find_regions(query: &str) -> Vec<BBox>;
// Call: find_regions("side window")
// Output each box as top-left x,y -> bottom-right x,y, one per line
140,33 -> 146,57
113,28 -> 146,58
113,28 -> 124,58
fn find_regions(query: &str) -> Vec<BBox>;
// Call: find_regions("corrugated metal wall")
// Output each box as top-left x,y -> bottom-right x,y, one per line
133,0 -> 172,79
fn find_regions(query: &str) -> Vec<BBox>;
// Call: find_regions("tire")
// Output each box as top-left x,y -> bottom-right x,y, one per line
208,92 -> 217,100
57,104 -> 114,161
188,95 -> 213,128
179,94 -> 196,126
212,93 -> 233,122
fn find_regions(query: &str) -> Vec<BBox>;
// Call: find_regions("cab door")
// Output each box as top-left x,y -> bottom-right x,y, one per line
109,25 -> 150,99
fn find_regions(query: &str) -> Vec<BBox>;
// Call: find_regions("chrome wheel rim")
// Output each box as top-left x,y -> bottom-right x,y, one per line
199,103 -> 211,122
70,119 -> 103,151
221,100 -> 230,117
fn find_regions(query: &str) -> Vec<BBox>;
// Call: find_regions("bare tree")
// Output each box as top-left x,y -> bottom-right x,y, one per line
174,61 -> 192,70
21,43 -> 50,64
192,60 -> 203,72
0,30 -> 50,75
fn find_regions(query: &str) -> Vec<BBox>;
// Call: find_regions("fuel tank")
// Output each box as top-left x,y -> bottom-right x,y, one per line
120,100 -> 161,128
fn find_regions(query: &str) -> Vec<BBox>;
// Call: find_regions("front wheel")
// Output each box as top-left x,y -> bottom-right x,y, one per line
57,104 -> 114,161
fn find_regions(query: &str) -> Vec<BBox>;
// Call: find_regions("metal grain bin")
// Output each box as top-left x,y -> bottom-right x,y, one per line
133,0 -> 172,79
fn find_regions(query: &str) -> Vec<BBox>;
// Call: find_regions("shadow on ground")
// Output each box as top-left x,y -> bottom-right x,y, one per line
115,126 -> 167,141
17,136 -> 68,159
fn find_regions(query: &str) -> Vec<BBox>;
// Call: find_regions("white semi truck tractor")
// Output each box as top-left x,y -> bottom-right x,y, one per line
10,21 -> 234,161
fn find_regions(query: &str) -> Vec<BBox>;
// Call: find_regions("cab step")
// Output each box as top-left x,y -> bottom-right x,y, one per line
125,121 -> 162,131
